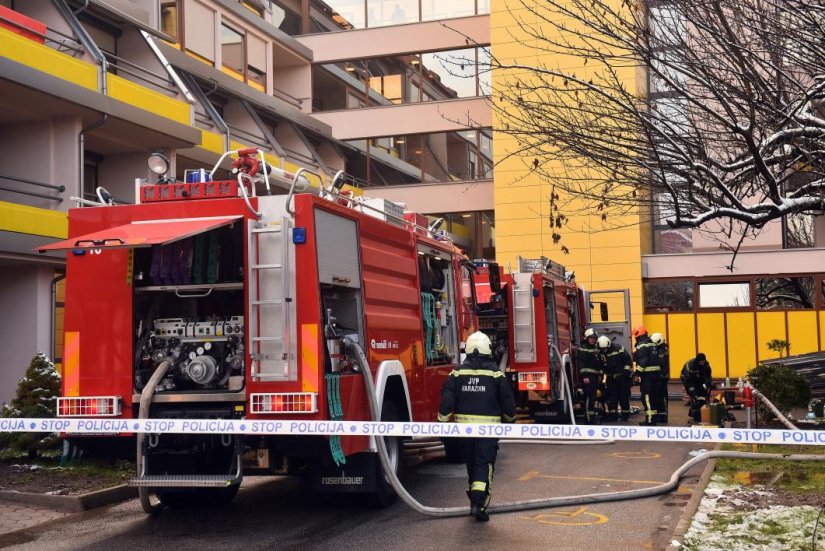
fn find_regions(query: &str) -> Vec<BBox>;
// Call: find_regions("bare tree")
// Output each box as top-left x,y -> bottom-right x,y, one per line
491,0 -> 825,259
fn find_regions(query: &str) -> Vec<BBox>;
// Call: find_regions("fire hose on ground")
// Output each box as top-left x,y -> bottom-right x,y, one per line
343,338 -> 825,519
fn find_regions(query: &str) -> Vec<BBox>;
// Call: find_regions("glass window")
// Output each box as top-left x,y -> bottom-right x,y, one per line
698,282 -> 750,308
221,24 -> 245,74
756,277 -> 815,310
644,280 -> 693,312
159,1 -> 179,38
421,0 -> 476,21
323,0 -> 366,29
421,48 -> 477,99
368,0 -> 418,27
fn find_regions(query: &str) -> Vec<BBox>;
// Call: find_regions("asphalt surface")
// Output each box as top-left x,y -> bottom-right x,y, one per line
2,402 -> 711,551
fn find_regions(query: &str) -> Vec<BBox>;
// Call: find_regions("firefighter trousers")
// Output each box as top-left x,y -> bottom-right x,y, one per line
639,374 -> 662,424
461,437 -> 498,511
582,379 -> 602,422
657,378 -> 669,423
606,375 -> 631,417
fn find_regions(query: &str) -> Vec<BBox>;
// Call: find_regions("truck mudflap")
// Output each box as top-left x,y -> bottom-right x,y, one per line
312,452 -> 378,493
528,401 -> 570,424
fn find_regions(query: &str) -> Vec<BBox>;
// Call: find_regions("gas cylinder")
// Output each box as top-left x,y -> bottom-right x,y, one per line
710,402 -> 725,426
700,403 -> 711,425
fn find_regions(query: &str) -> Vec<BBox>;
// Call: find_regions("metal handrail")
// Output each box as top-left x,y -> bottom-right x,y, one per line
0,14 -> 83,55
285,166 -> 324,216
0,186 -> 63,202
225,124 -> 269,151
0,173 -> 65,192
271,87 -> 302,109
102,51 -> 175,94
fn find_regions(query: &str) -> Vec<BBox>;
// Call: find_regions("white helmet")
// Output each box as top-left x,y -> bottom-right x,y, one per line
597,335 -> 611,349
584,328 -> 597,339
651,333 -> 664,345
466,331 -> 492,356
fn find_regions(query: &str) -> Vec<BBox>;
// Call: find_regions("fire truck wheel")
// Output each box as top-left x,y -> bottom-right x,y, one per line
368,402 -> 403,508
156,485 -> 240,509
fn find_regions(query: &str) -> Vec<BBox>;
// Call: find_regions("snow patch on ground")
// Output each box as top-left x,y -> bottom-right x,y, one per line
680,475 -> 825,551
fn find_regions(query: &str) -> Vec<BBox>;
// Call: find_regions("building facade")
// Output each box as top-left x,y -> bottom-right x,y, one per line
0,0 -> 821,402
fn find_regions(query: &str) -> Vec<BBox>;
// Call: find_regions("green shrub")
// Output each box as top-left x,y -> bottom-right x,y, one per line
0,353 -> 62,457
747,363 -> 811,419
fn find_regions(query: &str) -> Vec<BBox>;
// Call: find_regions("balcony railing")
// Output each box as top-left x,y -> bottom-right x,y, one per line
0,173 -> 65,203
0,12 -> 84,57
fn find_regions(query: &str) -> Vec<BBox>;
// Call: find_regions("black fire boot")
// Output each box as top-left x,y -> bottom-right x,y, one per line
469,490 -> 489,522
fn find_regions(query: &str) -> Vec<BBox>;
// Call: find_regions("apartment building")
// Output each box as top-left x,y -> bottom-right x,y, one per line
0,0 -> 494,402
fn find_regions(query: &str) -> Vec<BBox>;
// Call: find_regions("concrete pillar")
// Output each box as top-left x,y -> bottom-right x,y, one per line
0,265 -> 56,405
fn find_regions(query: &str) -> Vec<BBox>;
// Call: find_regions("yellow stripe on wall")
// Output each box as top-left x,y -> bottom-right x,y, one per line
0,27 -> 96,90
697,313 -> 727,379
667,314 -> 696,373
108,74 -> 189,125
756,311 -> 786,362
642,314 -> 666,337
726,312 -> 757,379
0,201 -> 67,238
786,311 -> 818,356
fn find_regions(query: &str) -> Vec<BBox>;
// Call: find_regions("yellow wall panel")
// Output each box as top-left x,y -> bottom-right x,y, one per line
756,312 -> 787,362
642,314 -> 666,339
786,311 -> 819,356
0,201 -> 67,238
820,312 -> 825,354
108,74 -> 189,125
0,28 -> 96,90
696,313 -> 727,379
664,314 -> 696,372
726,313 -> 756,379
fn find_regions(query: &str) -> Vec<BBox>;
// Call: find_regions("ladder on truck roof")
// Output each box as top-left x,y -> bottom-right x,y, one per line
512,272 -> 537,363
248,212 -> 293,380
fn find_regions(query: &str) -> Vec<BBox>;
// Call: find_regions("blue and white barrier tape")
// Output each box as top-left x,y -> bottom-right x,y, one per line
1,418 -> 824,446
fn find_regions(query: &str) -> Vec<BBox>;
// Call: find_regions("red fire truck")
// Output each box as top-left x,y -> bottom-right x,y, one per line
474,257 -> 632,423
40,149 -> 479,511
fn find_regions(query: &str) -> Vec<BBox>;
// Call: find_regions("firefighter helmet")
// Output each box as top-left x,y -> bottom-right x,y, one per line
651,333 -> 664,345
584,328 -> 597,339
632,325 -> 648,338
466,331 -> 492,356
597,335 -> 611,349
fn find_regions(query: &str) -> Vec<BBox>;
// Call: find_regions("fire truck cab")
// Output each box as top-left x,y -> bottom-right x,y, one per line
40,149 -> 479,510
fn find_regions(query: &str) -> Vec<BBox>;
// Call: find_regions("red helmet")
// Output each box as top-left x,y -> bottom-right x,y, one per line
632,325 -> 648,338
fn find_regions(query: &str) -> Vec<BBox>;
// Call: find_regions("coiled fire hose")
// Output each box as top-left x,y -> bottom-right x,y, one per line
343,338 -> 825,519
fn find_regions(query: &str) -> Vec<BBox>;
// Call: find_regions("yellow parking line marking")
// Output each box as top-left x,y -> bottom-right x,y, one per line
609,450 -> 661,459
524,507 -> 608,526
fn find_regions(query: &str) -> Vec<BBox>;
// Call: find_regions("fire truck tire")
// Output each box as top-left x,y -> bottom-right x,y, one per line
156,485 -> 240,509
368,402 -> 403,508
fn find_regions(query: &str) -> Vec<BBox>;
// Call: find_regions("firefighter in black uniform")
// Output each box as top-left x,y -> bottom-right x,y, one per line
438,331 -> 516,522
632,326 -> 662,426
681,353 -> 713,423
576,327 -> 604,424
597,335 -> 633,422
651,333 -> 670,424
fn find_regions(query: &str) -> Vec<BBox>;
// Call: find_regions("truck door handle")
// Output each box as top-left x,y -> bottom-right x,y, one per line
74,238 -> 126,247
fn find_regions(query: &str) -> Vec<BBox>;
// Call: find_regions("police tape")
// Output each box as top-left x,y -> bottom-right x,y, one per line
0,418 -> 824,446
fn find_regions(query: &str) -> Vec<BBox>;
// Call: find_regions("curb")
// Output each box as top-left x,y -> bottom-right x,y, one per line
665,440 -> 723,550
0,484 -> 137,513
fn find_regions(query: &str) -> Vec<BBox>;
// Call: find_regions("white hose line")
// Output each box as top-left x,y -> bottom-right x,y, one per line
137,359 -> 173,515
752,389 -> 799,430
345,338 -> 823,519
